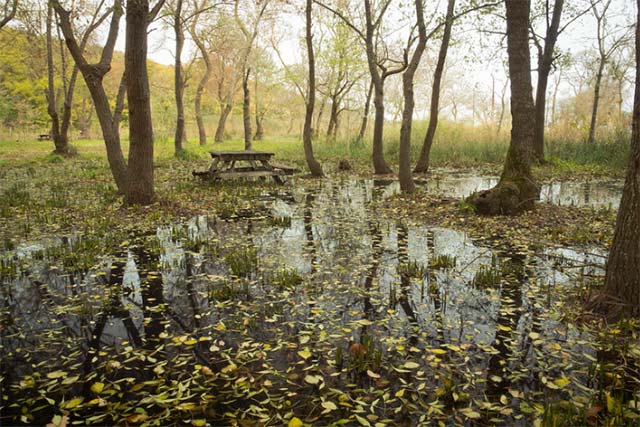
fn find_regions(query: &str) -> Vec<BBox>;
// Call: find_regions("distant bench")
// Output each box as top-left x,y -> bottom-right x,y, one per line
37,134 -> 51,141
192,150 -> 297,185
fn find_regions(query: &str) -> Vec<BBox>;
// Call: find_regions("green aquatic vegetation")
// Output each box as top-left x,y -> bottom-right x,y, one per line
267,215 -> 292,228
398,260 -> 428,279
224,246 -> 258,277
265,267 -> 303,289
429,253 -> 457,270
472,265 -> 502,288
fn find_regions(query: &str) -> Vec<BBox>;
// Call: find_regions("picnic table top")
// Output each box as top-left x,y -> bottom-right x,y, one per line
209,150 -> 275,160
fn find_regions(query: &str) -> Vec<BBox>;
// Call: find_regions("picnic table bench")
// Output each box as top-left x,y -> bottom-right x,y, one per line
192,150 -> 297,184
37,133 -> 51,141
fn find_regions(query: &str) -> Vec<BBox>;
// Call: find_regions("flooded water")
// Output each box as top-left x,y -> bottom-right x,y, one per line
0,177 -> 630,426
376,172 -> 623,208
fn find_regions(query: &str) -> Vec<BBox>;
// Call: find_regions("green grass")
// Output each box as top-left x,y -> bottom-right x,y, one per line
0,120 -> 630,176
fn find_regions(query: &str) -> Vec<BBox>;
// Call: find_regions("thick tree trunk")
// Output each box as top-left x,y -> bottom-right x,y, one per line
532,0 -> 564,163
592,4 -> 640,320
124,0 -> 155,205
466,0 -> 539,215
372,86 -> 393,174
173,0 -> 186,156
242,67 -> 252,150
357,80 -> 373,142
414,0 -> 455,174
588,62 -> 605,144
303,0 -> 323,177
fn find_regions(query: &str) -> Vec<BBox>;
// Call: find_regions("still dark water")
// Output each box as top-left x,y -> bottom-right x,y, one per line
0,177 -> 628,426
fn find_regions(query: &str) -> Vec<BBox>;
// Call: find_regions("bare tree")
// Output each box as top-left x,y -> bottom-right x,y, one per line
466,0 -> 539,215
234,0 -> 270,150
529,0 -> 594,162
587,0 -> 631,144
45,1 -> 105,157
0,0 -> 17,29
52,0 -> 129,192
589,0 -> 640,320
188,0 -> 216,145
315,0 -> 408,174
413,0 -> 456,174
304,0 -> 323,176
53,0 -> 164,205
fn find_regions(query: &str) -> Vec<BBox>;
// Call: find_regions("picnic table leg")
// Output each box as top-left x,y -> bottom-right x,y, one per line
208,158 -> 220,173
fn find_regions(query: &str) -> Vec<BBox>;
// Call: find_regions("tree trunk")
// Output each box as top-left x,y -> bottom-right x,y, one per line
254,76 -> 264,140
414,0 -> 455,174
372,85 -> 393,174
466,0 -> 539,215
46,5 -> 67,156
173,0 -> 186,156
242,67 -> 252,150
399,72 -> 416,192
591,2 -> 640,320
314,95 -> 326,138
215,103 -> 232,142
496,79 -> 508,136
303,0 -> 323,177
357,80 -> 373,141
254,112 -> 264,140
588,61 -> 605,144
124,0 -> 155,206
53,0 -> 128,192
532,0 -> 564,163
194,65 -> 210,145
326,99 -> 338,139
399,0 -> 427,193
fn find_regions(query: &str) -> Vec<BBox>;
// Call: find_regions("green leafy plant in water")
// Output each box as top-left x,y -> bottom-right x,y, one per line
458,199 -> 476,214
398,260 -> 428,279
46,183 -> 69,208
266,267 -> 303,290
1,182 -> 30,210
472,265 -> 502,289
225,246 -> 258,277
267,215 -> 292,228
207,278 -> 249,301
429,254 -> 457,270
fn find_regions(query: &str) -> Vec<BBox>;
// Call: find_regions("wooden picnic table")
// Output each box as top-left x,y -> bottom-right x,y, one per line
192,150 -> 297,184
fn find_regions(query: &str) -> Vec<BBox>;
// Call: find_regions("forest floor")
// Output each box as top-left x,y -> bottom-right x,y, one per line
0,138 -> 638,427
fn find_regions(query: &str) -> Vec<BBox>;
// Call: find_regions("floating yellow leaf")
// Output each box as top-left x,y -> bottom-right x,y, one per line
90,382 -> 104,394
47,371 -> 66,379
366,370 -> 380,379
404,362 -> 420,369
355,414 -> 371,426
288,417 -> 303,427
304,374 -> 322,385
321,401 -> 337,411
553,377 -> 570,388
191,420 -> 207,427
428,349 -> 447,355
126,413 -> 148,424
62,397 -> 83,409
298,348 -> 312,360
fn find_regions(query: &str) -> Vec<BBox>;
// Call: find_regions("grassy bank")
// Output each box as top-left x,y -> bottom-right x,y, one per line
0,122 -> 630,177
